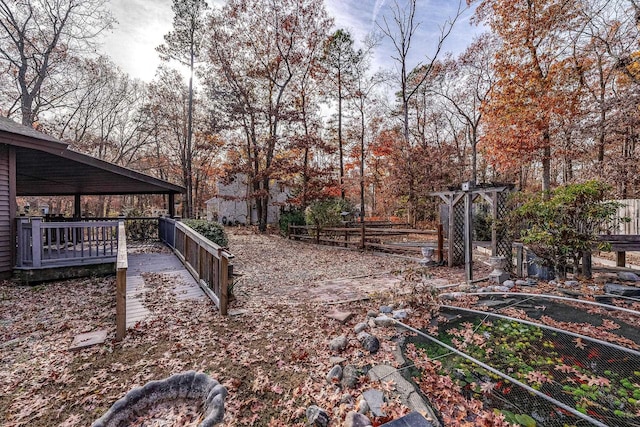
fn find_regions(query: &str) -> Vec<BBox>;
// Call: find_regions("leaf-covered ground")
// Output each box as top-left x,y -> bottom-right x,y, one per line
0,229 -> 469,426
4,229 -> 636,426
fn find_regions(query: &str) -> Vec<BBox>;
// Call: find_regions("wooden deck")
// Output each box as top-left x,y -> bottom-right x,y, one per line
125,252 -> 205,327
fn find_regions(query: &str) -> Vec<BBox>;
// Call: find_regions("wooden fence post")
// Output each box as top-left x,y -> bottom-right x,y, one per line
115,220 -> 127,341
219,249 -> 229,315
116,267 -> 126,341
437,223 -> 444,263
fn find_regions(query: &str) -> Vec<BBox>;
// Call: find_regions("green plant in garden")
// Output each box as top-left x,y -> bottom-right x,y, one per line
505,180 -> 624,278
278,209 -> 306,236
183,219 -> 228,247
304,198 -> 353,229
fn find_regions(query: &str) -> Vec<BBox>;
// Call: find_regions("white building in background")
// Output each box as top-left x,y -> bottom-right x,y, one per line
205,174 -> 290,225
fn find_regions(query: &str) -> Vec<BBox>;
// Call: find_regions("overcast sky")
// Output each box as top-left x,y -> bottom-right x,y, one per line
101,0 -> 483,82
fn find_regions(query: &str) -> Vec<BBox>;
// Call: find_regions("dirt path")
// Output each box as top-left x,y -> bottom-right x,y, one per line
229,229 -> 467,304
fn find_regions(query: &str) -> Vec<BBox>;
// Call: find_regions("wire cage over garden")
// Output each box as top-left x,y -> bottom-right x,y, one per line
405,292 -> 640,426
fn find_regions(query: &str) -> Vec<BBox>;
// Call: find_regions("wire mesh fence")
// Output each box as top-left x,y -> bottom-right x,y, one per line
408,294 -> 640,426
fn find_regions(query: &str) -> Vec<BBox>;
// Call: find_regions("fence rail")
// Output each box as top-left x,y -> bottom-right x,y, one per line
158,217 -> 233,314
288,223 -> 444,262
16,217 -> 119,267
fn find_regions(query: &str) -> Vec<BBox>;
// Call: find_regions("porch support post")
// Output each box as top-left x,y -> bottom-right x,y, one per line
168,193 -> 175,217
74,194 -> 81,219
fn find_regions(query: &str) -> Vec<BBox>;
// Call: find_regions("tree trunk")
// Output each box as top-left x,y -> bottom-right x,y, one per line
338,71 -> 345,200
259,177 -> 270,232
542,130 -> 551,193
185,65 -> 195,218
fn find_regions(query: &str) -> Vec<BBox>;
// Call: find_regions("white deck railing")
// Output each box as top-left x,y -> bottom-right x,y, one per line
16,217 -> 120,268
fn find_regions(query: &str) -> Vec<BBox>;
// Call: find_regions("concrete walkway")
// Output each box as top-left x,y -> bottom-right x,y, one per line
125,252 -> 205,327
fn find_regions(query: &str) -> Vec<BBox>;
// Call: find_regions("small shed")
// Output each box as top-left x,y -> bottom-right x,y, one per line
0,117 -> 184,279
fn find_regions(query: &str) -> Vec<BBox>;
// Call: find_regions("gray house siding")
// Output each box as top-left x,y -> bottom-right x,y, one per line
0,145 -> 16,277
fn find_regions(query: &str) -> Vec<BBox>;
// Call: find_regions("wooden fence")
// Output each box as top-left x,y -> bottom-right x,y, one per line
288,223 -> 444,262
610,199 -> 640,235
158,217 -> 233,314
16,217 -> 119,267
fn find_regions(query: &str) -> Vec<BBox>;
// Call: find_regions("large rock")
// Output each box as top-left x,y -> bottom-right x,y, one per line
368,365 -> 438,422
354,322 -> 368,334
362,389 -> 385,417
379,411 -> 434,426
329,336 -> 348,352
345,411 -> 373,427
392,309 -> 409,320
357,332 -> 380,354
379,305 -> 393,314
502,280 -> 515,289
373,315 -> 394,327
357,397 -> 369,415
341,365 -> 360,389
330,356 -> 347,365
618,272 -> 640,282
605,283 -> 640,297
306,405 -> 330,427
326,309 -> 354,323
326,365 -> 343,384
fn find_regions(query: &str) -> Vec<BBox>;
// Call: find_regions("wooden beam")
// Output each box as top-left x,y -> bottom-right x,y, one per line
168,193 -> 175,217
617,251 -> 626,268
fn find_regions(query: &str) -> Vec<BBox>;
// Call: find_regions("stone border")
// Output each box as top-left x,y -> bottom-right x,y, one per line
92,371 -> 227,427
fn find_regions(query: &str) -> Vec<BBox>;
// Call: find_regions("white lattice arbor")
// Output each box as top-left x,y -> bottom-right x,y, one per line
431,183 -> 514,281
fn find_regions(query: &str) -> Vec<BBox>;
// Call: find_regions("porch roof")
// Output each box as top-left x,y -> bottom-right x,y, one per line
0,117 -> 184,196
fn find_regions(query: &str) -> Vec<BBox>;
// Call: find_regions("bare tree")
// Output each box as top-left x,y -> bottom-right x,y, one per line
157,0 -> 210,218
207,0 -> 332,232
378,0 -> 466,225
323,29 -> 360,200
433,33 -> 497,182
0,0 -> 113,125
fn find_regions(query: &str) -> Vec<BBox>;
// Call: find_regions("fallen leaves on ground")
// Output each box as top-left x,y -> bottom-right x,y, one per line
0,231 -> 470,426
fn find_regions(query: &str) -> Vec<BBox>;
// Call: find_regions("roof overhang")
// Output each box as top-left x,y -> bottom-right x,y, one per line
15,147 -> 184,196
1,117 -> 184,197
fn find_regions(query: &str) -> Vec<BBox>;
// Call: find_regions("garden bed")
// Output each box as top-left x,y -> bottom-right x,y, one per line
407,306 -> 640,426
